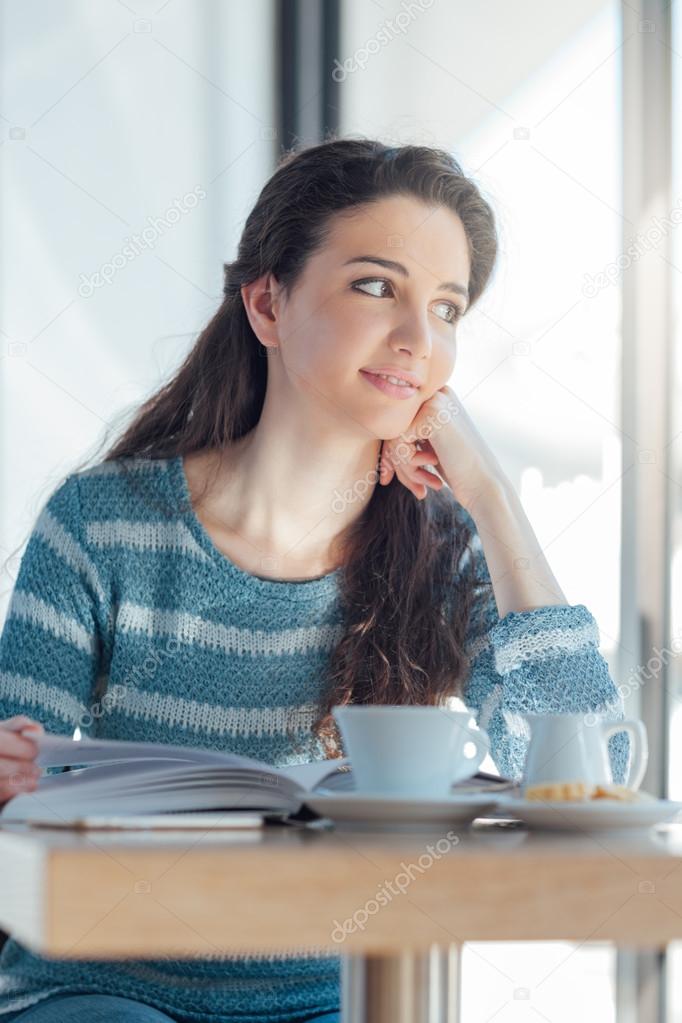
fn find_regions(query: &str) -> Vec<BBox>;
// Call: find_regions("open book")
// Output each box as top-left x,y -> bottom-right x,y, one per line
0,732 -> 516,826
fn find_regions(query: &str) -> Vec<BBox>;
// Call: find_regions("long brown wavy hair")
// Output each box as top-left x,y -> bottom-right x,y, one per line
19,135 -> 499,757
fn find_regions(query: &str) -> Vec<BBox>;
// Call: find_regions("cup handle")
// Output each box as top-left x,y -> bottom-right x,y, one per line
454,726 -> 490,780
600,718 -> 648,790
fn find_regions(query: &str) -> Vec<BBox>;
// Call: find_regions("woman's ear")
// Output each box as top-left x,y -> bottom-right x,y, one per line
240,273 -> 283,351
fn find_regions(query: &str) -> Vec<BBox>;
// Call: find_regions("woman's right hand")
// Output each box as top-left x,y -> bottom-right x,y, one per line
0,715 -> 44,806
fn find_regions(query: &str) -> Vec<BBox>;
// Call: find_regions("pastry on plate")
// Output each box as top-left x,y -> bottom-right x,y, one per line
524,780 -> 656,803
591,783 -> 656,802
525,780 -> 593,801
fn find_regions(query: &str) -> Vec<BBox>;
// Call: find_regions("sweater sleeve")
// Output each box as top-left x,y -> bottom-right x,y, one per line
0,473 -> 111,744
457,509 -> 630,785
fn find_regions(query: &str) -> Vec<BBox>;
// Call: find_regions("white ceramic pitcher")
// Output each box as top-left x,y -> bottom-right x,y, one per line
520,712 -> 648,793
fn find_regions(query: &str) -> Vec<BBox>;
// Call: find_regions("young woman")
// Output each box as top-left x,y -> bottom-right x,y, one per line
0,137 -> 629,1023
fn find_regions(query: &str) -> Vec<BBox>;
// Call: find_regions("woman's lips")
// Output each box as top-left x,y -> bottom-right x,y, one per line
359,370 -> 418,400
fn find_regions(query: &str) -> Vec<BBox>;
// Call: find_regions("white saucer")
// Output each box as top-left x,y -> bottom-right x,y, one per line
303,792 -> 499,830
490,795 -> 682,832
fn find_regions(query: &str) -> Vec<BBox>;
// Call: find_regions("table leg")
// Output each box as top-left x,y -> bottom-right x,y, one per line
341,943 -> 462,1022
615,947 -> 667,1023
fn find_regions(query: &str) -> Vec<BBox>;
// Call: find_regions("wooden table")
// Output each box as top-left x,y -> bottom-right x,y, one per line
1,816 -> 681,1022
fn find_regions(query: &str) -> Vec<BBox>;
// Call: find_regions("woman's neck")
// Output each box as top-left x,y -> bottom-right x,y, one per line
183,423 -> 380,577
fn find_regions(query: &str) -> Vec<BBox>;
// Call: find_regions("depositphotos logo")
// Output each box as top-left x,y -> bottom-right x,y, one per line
330,830 -> 460,943
78,186 -> 207,297
331,0 -> 435,82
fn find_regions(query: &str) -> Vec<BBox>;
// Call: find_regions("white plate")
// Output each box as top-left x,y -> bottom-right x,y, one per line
303,792 -> 499,830
489,795 -> 682,832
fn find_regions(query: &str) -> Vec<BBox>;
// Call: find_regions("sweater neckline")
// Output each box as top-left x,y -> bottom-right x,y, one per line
168,453 -> 343,603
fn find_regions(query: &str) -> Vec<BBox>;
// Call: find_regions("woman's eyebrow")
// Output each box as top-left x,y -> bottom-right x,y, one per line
343,254 -> 469,304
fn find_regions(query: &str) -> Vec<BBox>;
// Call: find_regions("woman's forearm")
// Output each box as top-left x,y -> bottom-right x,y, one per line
467,480 -> 568,619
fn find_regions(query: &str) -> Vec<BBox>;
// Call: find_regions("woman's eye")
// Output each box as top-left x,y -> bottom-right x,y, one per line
351,278 -> 391,299
433,301 -> 463,325
352,279 -> 463,326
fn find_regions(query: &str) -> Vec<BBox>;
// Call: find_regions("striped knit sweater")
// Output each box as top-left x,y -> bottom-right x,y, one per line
0,455 -> 630,1022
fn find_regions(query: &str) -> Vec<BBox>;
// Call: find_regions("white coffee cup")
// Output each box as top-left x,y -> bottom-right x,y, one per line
332,705 -> 490,799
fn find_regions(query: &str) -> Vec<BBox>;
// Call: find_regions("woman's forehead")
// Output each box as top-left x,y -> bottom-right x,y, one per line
314,198 -> 471,284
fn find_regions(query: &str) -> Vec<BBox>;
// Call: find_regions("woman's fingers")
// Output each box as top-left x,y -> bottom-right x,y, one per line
392,462 -> 440,499
409,452 -> 444,483
379,440 -> 444,497
0,727 -> 43,762
409,450 -> 439,466
0,715 -> 43,731
0,778 -> 39,803
0,719 -> 44,805
0,759 -> 40,803
0,756 -> 41,780
394,449 -> 442,488
403,471 -> 439,498
382,440 -> 418,474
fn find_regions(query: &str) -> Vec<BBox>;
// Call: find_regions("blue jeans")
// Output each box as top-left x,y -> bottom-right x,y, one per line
1,993 -> 340,1022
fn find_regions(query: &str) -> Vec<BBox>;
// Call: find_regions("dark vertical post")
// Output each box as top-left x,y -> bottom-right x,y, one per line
277,0 -> 341,151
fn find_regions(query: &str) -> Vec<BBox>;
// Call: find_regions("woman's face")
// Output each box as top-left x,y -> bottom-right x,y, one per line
270,194 -> 471,437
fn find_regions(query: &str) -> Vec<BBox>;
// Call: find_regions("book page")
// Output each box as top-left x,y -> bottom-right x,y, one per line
4,734 -> 350,821
32,732 -> 350,792
276,757 -> 349,790
32,733 -> 273,771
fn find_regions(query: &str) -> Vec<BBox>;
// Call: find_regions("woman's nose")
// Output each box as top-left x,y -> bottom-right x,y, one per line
391,313 -> 432,360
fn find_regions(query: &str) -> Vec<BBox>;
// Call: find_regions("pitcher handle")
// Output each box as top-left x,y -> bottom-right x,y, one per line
600,718 -> 648,790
